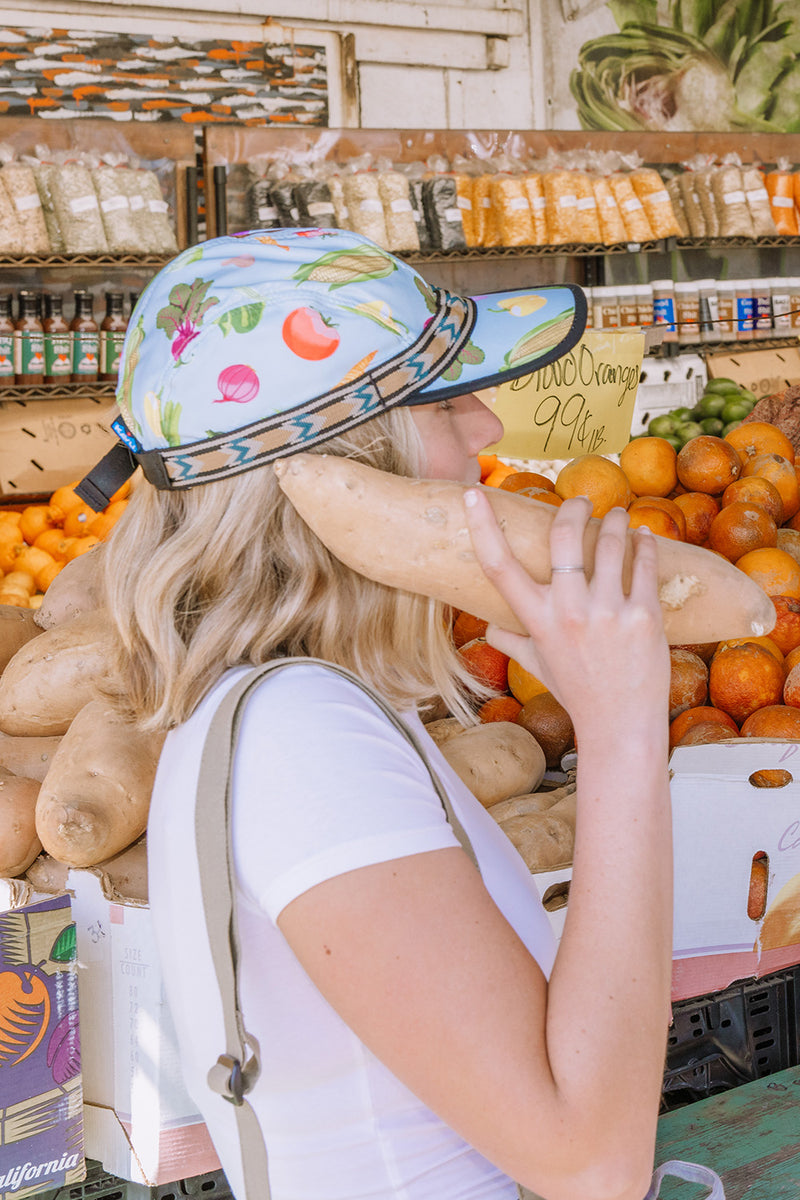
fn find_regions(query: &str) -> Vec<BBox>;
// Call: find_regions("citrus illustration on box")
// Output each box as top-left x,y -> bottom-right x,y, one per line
0,895 -> 84,1199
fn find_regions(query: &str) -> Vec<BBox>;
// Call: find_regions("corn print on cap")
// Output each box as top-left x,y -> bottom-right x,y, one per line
77,227 -> 585,505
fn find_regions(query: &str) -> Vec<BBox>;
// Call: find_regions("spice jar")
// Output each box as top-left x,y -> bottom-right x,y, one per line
651,279 -> 677,342
617,285 -> 640,328
70,290 -> 99,382
716,282 -> 737,343
100,292 -> 128,381
698,280 -> 719,344
771,278 -> 796,335
0,293 -> 15,389
674,281 -> 700,345
753,279 -> 773,340
735,280 -> 755,342
43,293 -> 72,381
14,290 -> 45,385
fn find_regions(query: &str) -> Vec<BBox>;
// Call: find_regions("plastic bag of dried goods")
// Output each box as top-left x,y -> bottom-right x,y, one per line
0,162 -> 49,254
31,161 -> 64,253
742,166 -> 776,237
542,169 -> 578,244
592,175 -> 626,244
343,171 -> 389,247
573,171 -> 602,243
293,176 -> 338,228
522,173 -> 547,245
629,167 -> 683,238
376,168 -> 419,251
421,172 -> 466,251
665,176 -> 689,237
246,177 -> 280,229
49,159 -> 108,254
712,161 -> 754,238
123,166 -> 178,254
696,168 -> 720,236
766,159 -> 798,236
608,174 -> 653,242
317,161 -> 350,230
490,173 -> 533,246
92,164 -> 140,253
676,171 -> 706,237
471,172 -> 499,247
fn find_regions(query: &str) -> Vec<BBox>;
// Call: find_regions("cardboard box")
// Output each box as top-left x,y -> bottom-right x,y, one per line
0,887 -> 85,1200
706,347 -> 800,399
67,869 -> 220,1186
0,399 -> 117,496
534,739 -> 800,1004
630,353 -> 706,435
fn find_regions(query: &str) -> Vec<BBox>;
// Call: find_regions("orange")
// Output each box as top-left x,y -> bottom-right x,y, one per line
671,641 -> 718,663
676,721 -> 740,746
63,535 -> 100,561
767,596 -> 800,656
785,666 -> 800,709
18,504 -> 61,545
554,454 -> 632,518
525,489 -> 563,507
11,545 -> 54,581
87,499 -> 128,540
508,659 -> 549,704
619,436 -> 678,497
0,522 -> 23,573
668,648 -> 708,720
741,453 -> 800,522
48,480 -> 84,518
669,705 -> 739,748
785,645 -> 800,674
741,703 -> 800,738
725,420 -> 795,466
676,435 -> 742,495
736,547 -> 800,598
709,642 -> 786,723
477,696 -> 523,723
515,692 -> 575,769
478,454 -> 499,482
629,495 -> 687,538
627,502 -> 683,541
2,569 -> 35,596
62,503 -> 98,539
458,637 -> 510,692
36,559 -> 64,591
721,476 -> 784,526
707,501 -> 777,561
498,471 -> 555,494
0,510 -> 21,527
777,527 -> 800,565
0,590 -> 28,608
673,492 -> 720,546
714,635 -> 785,665
483,462 -> 518,488
32,528 -> 74,562
452,610 -> 489,649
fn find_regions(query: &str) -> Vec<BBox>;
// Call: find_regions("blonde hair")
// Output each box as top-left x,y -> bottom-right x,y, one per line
102,407 -> 483,731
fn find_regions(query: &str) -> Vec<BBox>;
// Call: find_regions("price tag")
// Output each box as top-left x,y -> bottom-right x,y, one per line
481,330 -> 644,459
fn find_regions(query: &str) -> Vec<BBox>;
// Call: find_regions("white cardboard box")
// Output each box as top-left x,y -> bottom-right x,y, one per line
67,870 -> 220,1186
534,739 -> 800,1004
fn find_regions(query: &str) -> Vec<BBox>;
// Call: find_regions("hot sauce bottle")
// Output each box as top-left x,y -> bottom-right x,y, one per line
100,291 -> 128,382
43,292 -> 72,382
0,293 -> 15,389
14,290 -> 45,385
70,290 -> 99,383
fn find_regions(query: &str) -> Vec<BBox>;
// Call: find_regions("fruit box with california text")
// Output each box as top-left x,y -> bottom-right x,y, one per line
532,738 -> 800,1004
0,885 -> 85,1200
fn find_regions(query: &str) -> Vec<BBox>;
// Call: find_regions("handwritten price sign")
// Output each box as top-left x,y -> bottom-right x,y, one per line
483,330 -> 644,460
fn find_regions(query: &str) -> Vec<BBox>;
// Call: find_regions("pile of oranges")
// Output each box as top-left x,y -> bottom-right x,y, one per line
0,479 -> 130,609
466,423 -> 800,751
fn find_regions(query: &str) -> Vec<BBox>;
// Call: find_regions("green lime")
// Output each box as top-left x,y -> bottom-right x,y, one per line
695,393 -> 727,418
671,406 -> 696,422
721,398 -> 753,424
739,388 -> 757,405
648,414 -> 678,437
663,435 -> 683,451
704,377 -> 742,395
675,421 -> 705,444
722,420 -> 744,436
700,417 -> 724,435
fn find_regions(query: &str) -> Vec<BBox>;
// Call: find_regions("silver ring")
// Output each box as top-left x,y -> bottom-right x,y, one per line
550,565 -> 585,574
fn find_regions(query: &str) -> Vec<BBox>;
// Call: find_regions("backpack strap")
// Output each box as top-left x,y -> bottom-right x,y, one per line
194,657 -> 479,1200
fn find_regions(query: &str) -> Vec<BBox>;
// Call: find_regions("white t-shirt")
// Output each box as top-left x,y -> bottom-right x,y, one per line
147,663 -> 557,1200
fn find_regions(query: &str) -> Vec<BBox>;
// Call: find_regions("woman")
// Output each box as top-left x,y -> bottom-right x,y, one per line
84,227 -> 672,1200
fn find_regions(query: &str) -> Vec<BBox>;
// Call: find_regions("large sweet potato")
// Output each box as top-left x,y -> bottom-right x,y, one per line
32,546 -> 104,630
0,605 -> 40,672
0,766 -> 41,877
0,610 -> 114,736
439,721 -> 546,808
0,733 -> 62,781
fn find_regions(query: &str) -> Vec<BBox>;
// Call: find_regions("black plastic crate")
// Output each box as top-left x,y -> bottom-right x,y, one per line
661,964 -> 800,1112
33,1161 -> 232,1200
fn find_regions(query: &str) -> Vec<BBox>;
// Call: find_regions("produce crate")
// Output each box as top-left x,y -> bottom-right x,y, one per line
33,1161 -> 232,1200
662,964 -> 800,1112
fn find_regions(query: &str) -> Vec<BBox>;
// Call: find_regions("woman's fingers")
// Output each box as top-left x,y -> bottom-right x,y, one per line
588,507 -> 630,601
463,487 -> 547,625
627,525 -> 661,610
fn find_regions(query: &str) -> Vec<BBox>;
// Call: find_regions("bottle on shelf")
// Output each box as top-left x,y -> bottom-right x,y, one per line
70,290 -> 99,383
0,293 -> 15,389
716,281 -> 737,343
43,292 -> 73,381
14,289 -> 45,385
100,291 -> 128,382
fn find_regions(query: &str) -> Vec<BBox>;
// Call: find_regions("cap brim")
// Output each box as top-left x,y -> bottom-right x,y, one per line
407,283 -> 586,405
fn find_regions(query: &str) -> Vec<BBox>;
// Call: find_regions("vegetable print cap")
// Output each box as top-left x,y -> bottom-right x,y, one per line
77,227 -> 586,509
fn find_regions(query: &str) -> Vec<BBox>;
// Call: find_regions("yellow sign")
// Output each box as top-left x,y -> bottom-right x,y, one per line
482,329 -> 645,460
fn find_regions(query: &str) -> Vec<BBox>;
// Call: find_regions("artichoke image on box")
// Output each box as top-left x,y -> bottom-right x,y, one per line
569,0 -> 800,132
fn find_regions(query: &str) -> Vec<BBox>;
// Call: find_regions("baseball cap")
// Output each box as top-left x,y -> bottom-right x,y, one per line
76,227 -> 586,510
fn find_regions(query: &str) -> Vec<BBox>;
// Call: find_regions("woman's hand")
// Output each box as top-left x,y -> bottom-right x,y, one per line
463,489 -> 670,735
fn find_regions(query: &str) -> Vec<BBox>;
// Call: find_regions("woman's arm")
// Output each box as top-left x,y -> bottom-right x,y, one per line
278,496 -> 672,1200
